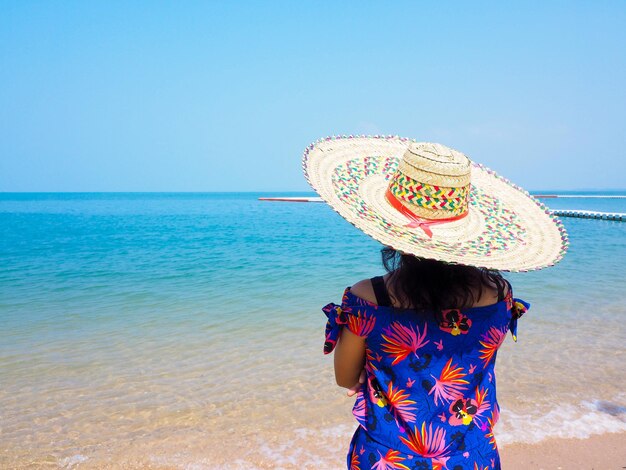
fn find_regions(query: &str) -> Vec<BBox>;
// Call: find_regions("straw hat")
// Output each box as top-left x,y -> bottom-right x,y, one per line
302,135 -> 568,272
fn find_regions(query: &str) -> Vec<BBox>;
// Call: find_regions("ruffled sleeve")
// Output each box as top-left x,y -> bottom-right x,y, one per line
509,298 -> 530,342
322,288 -> 377,354
322,302 -> 348,354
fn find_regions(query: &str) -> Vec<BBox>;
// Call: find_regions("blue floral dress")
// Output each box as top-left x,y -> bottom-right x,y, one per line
323,281 -> 529,470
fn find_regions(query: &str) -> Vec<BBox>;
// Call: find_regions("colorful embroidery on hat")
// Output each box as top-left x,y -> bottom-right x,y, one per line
331,156 -> 527,258
389,173 -> 470,214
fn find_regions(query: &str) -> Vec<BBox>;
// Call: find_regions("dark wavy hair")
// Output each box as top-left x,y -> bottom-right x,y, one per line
381,247 -> 507,312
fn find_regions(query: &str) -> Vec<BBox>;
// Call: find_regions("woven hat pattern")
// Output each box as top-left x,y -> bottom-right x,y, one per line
388,173 -> 470,215
303,135 -> 568,272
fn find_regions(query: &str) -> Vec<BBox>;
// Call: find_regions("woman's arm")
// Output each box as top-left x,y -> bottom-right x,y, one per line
333,278 -> 375,390
333,328 -> 366,388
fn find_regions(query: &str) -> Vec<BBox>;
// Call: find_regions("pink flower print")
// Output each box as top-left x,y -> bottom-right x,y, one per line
432,456 -> 450,470
366,348 -> 378,371
485,409 -> 499,450
368,377 -> 388,408
435,339 -> 444,351
399,422 -> 452,459
492,404 -> 500,425
448,397 -> 479,426
381,322 -> 429,365
352,390 -> 367,429
429,358 -> 469,406
347,310 -> 376,337
439,309 -> 472,336
349,448 -> 360,470
478,326 -> 507,367
448,387 -> 492,428
372,449 -> 410,470
512,299 -> 529,319
386,381 -> 418,432
505,289 -> 513,311
472,387 -> 491,428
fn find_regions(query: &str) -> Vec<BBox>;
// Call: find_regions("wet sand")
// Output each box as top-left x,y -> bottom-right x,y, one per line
500,432 -> 626,469
56,431 -> 626,469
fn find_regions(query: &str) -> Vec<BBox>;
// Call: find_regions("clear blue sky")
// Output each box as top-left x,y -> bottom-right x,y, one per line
1,1 -> 625,192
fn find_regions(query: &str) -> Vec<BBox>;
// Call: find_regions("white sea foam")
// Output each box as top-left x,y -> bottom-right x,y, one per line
258,400 -> 626,467
250,424 -> 354,469
497,399 -> 626,445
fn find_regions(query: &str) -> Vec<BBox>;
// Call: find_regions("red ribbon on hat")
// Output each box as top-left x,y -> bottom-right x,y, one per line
385,189 -> 469,238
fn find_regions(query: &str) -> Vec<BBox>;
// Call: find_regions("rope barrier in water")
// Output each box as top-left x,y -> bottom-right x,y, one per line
534,195 -> 626,199
550,210 -> 625,221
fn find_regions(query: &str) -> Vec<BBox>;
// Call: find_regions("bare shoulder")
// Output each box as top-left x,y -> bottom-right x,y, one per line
501,279 -> 511,297
473,277 -> 510,307
349,278 -> 378,305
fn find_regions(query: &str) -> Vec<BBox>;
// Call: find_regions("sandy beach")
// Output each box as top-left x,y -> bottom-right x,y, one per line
500,432 -> 626,469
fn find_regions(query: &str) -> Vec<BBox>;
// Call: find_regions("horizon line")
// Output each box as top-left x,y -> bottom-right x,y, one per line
2,189 -> 626,194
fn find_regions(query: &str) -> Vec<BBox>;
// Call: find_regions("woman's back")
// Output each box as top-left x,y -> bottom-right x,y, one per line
323,275 -> 528,470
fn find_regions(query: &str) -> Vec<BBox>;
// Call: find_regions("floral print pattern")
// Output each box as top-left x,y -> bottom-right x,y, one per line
439,309 -> 472,336
323,285 -> 529,470
381,322 -> 429,365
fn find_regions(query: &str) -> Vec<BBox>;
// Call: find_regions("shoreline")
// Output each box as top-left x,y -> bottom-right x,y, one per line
1,428 -> 624,468
500,431 -> 626,469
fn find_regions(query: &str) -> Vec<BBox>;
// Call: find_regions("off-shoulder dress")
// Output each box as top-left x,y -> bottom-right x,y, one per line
323,276 -> 529,470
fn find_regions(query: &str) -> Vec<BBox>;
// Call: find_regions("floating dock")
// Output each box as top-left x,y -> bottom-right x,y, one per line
258,197 -> 323,202
550,210 -> 625,221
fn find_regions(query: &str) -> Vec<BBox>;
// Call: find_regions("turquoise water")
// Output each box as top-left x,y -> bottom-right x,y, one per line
1,192 -> 625,468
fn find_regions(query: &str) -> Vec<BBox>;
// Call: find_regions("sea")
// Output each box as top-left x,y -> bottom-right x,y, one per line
1,192 -> 625,469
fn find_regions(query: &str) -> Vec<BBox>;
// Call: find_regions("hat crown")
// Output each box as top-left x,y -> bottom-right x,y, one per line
388,142 -> 472,220
404,143 -> 471,178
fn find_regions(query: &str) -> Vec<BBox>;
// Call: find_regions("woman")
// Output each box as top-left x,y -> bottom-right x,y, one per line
303,137 -> 567,469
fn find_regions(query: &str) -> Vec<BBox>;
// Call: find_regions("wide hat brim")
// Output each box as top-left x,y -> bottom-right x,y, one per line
303,135 -> 568,272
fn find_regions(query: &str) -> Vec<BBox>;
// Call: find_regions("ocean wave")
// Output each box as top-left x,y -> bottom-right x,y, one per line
497,398 -> 626,445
